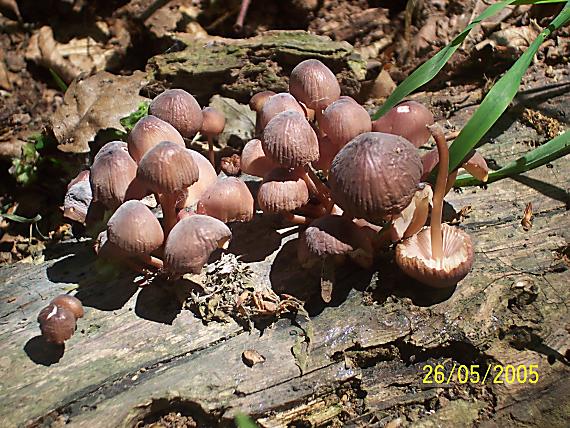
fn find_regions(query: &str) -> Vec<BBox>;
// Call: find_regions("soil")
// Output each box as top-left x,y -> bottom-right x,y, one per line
0,1 -> 569,427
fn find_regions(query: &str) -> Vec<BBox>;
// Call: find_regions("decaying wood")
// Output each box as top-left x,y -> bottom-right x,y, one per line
145,30 -> 367,105
0,83 -> 569,428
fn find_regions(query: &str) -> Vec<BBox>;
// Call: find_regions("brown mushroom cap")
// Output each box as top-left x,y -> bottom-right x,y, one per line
64,179 -> 92,224
312,135 -> 337,172
298,215 -> 373,265
37,303 -> 76,344
149,89 -> 203,138
371,101 -> 434,148
164,214 -> 232,275
128,115 -> 185,163
201,107 -> 226,137
262,110 -> 319,167
90,141 -> 137,210
258,93 -> 306,131
395,224 -> 474,288
107,200 -> 164,254
257,167 -> 309,213
319,97 -> 372,148
51,295 -> 84,319
197,177 -> 254,223
178,150 -> 218,209
67,170 -> 90,189
289,59 -> 341,111
240,139 -> 279,177
93,141 -> 129,163
249,90 -> 276,113
329,132 -> 423,223
138,141 -> 200,194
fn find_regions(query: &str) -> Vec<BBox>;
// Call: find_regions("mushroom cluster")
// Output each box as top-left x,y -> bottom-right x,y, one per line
63,61 -> 484,301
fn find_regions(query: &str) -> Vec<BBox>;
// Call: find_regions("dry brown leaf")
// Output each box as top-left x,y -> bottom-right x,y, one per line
25,24 -> 131,84
521,202 -> 533,231
242,349 -> 266,367
0,49 -> 11,90
51,71 -> 149,153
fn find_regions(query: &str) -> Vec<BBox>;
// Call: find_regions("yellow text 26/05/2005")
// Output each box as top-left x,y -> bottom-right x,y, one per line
422,363 -> 539,385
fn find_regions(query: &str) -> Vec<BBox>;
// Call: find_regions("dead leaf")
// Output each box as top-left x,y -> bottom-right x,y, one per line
242,349 -> 266,367
0,49 -> 11,90
209,95 -> 255,149
26,24 -> 131,84
51,71 -> 149,153
521,202 -> 533,231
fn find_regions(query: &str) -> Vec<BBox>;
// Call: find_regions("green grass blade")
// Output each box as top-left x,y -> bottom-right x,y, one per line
372,0 -> 566,120
49,68 -> 68,92
448,3 -> 570,171
235,413 -> 259,428
454,130 -> 570,186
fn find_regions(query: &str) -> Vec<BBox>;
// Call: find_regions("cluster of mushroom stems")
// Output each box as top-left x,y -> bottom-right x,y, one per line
63,58 -> 488,306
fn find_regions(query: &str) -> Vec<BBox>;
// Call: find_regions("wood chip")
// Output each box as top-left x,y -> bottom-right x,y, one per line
242,349 -> 265,367
521,202 -> 533,231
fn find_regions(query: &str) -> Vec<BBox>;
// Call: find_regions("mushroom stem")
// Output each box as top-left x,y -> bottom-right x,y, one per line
207,135 -> 215,168
300,165 -> 333,210
321,256 -> 335,303
282,211 -> 312,225
138,254 -> 164,270
428,124 -> 448,261
298,202 -> 327,218
235,0 -> 251,31
159,192 -> 179,238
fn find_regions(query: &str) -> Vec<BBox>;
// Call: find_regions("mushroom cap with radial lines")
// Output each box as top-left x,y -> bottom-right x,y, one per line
164,215 -> 232,275
289,59 -> 341,111
319,97 -> 372,149
257,167 -> 309,213
395,224 -> 474,288
249,90 -> 276,112
149,89 -> 203,138
299,215 -> 373,263
37,304 -> 76,345
90,141 -> 137,210
127,115 -> 185,163
107,200 -> 164,254
197,177 -> 254,223
329,132 -> 423,223
258,93 -> 306,130
137,141 -> 200,194
262,110 -> 319,168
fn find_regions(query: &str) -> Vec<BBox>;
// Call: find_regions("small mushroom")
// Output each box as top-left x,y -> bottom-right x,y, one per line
329,132 -> 423,223
421,147 -> 489,190
372,101 -> 434,148
258,93 -> 306,131
177,149 -> 218,210
90,141 -> 138,210
201,107 -> 226,167
250,90 -> 276,136
37,303 -> 76,345
127,115 -> 185,163
50,295 -> 84,319
240,139 -> 279,178
389,184 -> 433,242
257,167 -> 310,224
298,215 -> 373,302
164,215 -> 232,276
319,97 -> 372,149
395,125 -> 474,288
137,141 -> 200,236
106,200 -> 164,269
289,59 -> 341,112
196,177 -> 254,223
149,89 -> 203,139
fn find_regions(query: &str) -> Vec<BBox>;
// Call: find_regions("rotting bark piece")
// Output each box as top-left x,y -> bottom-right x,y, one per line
51,71 -> 149,154
146,30 -> 367,104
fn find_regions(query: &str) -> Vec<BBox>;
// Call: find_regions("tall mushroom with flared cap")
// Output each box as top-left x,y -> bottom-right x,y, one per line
201,107 -> 226,167
298,214 -> 373,302
395,125 -> 474,288
164,215 -> 232,276
329,132 -> 423,224
137,141 -> 200,237
149,89 -> 203,139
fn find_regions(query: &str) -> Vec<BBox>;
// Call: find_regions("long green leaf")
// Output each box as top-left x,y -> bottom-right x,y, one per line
1,213 -> 42,223
455,130 -> 570,186
372,0 -> 566,120
448,2 -> 570,171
